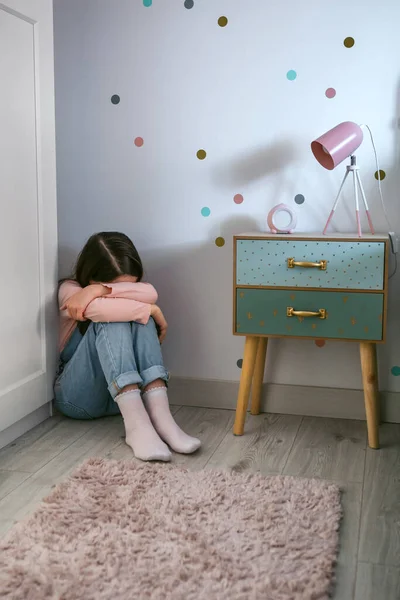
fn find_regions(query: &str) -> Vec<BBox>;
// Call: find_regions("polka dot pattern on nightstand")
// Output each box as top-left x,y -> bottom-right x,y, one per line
236,240 -> 385,290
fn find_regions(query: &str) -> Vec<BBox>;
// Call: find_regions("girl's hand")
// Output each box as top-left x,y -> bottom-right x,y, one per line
151,305 -> 168,343
61,284 -> 110,321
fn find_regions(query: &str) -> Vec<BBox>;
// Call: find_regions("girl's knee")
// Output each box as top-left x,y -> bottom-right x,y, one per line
93,321 -> 132,334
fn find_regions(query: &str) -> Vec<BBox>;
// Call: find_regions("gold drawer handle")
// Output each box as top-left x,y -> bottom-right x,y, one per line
287,258 -> 327,270
287,307 -> 326,320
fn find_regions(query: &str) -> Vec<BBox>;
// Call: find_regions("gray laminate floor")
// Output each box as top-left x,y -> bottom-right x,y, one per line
0,407 -> 399,600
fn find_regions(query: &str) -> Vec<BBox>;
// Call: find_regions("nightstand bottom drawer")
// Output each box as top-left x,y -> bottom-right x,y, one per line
235,289 -> 384,341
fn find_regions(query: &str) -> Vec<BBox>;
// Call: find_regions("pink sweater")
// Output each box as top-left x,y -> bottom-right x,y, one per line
59,280 -> 158,352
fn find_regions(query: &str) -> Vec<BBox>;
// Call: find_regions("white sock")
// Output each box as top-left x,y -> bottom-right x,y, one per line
143,387 -> 201,454
115,389 -> 171,462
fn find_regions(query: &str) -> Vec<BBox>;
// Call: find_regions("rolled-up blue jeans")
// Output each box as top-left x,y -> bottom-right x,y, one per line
54,319 -> 169,420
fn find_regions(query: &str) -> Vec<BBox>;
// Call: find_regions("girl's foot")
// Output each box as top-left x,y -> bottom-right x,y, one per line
115,389 -> 171,462
143,387 -> 201,454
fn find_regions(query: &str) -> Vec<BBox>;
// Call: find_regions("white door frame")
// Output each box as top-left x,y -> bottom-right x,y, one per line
0,0 -> 58,432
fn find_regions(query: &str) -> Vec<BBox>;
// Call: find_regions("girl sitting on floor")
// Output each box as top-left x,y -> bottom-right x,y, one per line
55,231 -> 201,462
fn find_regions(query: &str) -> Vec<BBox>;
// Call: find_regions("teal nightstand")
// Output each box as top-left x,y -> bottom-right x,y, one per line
233,233 -> 389,449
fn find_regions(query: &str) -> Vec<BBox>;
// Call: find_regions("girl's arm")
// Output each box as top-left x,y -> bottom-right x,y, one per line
85,298 -> 167,340
59,280 -> 161,329
84,297 -> 152,324
58,280 -> 83,308
59,280 -> 167,340
106,282 -> 158,304
59,281 -> 111,321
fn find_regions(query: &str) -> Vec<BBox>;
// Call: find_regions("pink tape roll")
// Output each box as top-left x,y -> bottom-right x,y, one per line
267,203 -> 297,233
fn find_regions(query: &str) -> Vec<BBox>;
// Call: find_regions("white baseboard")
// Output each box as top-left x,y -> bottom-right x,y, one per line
169,378 -> 400,423
0,403 -> 51,451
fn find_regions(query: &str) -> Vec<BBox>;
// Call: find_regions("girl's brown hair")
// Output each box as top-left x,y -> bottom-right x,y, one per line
67,232 -> 144,334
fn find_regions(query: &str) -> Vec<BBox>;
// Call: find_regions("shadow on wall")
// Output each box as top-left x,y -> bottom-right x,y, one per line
212,139 -> 301,188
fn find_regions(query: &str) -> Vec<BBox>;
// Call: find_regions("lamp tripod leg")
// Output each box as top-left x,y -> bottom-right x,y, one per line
353,170 -> 362,237
356,170 -> 375,234
323,169 -> 350,235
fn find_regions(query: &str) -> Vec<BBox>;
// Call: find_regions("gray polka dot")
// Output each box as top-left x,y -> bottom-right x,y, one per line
294,194 -> 305,205
237,359 -> 243,369
111,94 -> 120,105
184,0 -> 194,7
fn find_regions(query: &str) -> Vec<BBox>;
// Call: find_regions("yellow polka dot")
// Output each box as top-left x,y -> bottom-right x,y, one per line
374,169 -> 386,181
312,323 -> 317,330
259,320 -> 265,327
344,37 -> 355,48
247,312 -> 253,320
196,149 -> 207,160
218,16 -> 228,27
215,237 -> 225,247
239,292 -> 245,299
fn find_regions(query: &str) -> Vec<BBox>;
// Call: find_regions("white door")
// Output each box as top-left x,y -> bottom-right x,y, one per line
0,0 -> 57,432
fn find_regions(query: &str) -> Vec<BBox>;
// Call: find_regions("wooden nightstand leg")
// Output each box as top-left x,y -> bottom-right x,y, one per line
250,337 -> 268,415
360,342 -> 380,449
233,336 -> 259,436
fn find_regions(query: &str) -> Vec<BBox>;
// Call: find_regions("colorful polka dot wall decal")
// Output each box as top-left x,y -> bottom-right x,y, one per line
237,359 -> 243,369
315,339 -> 326,348
134,137 -> 144,147
294,194 -> 305,205
197,149 -> 207,160
215,237 -> 225,247
234,194 -> 244,204
325,88 -> 336,99
344,37 -> 355,48
391,366 -> 400,376
143,0 -> 152,6
184,0 -> 194,7
201,207 -> 211,217
111,95 -> 120,105
218,16 -> 228,27
286,70 -> 297,81
374,169 -> 386,181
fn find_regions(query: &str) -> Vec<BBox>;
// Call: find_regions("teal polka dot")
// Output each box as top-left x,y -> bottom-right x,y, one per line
143,0 -> 152,6
287,70 -> 297,81
391,366 -> 400,376
201,207 -> 211,217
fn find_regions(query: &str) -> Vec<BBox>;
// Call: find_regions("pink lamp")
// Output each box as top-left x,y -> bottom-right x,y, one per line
311,121 -> 374,237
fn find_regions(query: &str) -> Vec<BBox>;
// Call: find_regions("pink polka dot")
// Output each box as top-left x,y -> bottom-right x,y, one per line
134,137 -> 144,147
325,88 -> 336,99
315,339 -> 326,348
234,194 -> 244,204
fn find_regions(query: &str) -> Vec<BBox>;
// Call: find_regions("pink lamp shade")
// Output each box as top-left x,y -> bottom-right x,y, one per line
311,121 -> 363,170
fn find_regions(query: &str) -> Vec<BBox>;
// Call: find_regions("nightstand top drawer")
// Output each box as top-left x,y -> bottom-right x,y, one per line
235,237 -> 387,291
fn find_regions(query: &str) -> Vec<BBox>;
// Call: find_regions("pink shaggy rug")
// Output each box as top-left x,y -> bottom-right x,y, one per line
0,459 -> 341,600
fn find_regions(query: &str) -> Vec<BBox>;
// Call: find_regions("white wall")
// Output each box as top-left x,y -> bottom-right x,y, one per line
54,0 -> 400,393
